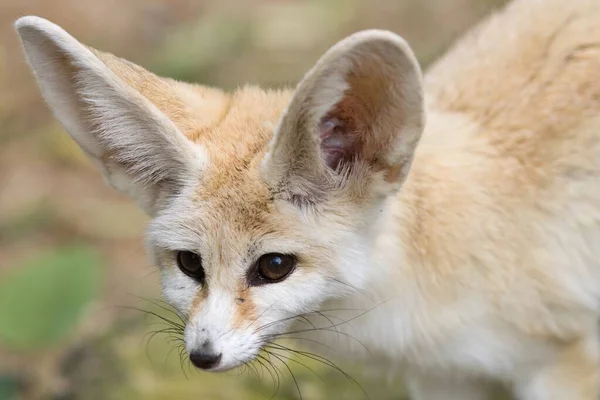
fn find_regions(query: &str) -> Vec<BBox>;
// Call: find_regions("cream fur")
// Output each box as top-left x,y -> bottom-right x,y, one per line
15,0 -> 600,398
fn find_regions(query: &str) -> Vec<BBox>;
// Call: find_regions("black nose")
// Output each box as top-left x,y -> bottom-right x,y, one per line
189,350 -> 222,370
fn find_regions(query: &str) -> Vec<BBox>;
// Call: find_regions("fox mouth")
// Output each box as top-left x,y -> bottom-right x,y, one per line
142,301 -> 368,397
194,335 -> 277,372
185,329 -> 292,372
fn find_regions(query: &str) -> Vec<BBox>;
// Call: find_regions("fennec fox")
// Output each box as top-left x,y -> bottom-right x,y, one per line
14,0 -> 600,398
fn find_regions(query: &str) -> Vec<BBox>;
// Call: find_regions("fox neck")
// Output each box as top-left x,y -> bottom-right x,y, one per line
318,109 -> 480,361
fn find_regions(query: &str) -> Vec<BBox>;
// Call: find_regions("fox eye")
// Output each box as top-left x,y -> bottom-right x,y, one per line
250,253 -> 296,285
176,251 -> 205,283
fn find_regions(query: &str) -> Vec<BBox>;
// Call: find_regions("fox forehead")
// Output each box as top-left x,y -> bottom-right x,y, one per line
185,86 -> 293,166
190,86 -> 293,218
158,86 -> 298,246
148,91 -> 314,262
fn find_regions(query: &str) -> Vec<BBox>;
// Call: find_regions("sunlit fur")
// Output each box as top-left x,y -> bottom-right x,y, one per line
15,0 -> 600,398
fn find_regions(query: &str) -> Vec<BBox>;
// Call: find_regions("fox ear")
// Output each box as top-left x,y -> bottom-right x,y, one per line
263,30 -> 424,203
14,16 -> 221,215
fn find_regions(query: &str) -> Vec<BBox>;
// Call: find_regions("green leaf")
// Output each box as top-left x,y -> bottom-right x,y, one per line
0,246 -> 102,349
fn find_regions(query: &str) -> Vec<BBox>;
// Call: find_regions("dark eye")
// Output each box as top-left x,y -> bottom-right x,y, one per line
250,253 -> 296,285
176,251 -> 205,283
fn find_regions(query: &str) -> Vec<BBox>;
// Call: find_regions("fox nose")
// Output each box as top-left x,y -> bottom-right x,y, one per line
189,350 -> 222,370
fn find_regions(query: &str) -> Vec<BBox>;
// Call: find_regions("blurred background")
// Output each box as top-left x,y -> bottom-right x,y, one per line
0,0 -> 508,399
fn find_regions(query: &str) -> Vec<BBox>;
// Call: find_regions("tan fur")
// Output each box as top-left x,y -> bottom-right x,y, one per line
232,286 -> 256,331
15,1 -> 600,398
402,0 -> 600,336
91,48 -> 231,137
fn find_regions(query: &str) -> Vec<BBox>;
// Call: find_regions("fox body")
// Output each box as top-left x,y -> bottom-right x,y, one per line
15,0 -> 600,398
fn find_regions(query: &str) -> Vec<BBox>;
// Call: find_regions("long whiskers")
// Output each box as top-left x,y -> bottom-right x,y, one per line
118,299 -> 189,378
124,294 -> 391,400
262,342 -> 370,400
265,349 -> 303,400
249,300 -> 398,400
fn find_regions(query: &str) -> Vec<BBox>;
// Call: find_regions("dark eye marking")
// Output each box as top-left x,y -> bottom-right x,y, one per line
247,253 -> 297,286
176,251 -> 206,285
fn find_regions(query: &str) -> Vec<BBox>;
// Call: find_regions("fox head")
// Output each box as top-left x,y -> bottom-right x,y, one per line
15,16 -> 424,371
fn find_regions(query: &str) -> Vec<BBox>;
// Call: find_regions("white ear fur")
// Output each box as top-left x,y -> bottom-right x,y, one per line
15,16 -> 202,214
263,30 -> 425,202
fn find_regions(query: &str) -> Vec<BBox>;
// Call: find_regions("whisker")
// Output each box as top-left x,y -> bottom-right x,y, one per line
135,296 -> 188,325
253,358 -> 272,383
119,305 -> 185,330
265,349 -> 303,400
274,336 -> 337,353
254,355 -> 275,386
178,346 -> 189,380
296,315 -> 318,331
259,352 -> 283,400
164,342 -> 183,366
266,349 -> 326,383
276,327 -> 372,356
143,328 -> 174,365
254,297 -> 396,335
328,277 -> 375,302
121,302 -> 189,377
142,327 -> 184,353
265,343 -> 370,400
255,309 -> 341,334
313,311 -> 340,342
269,299 -> 399,357
245,359 -> 260,380
248,301 -> 277,329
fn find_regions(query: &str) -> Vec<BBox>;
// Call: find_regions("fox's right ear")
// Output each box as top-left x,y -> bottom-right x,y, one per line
14,16 -> 223,215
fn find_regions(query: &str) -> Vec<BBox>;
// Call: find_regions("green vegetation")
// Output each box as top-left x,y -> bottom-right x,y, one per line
0,247 -> 101,349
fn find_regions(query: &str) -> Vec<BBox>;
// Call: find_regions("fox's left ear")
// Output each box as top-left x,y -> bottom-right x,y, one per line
263,30 -> 424,203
